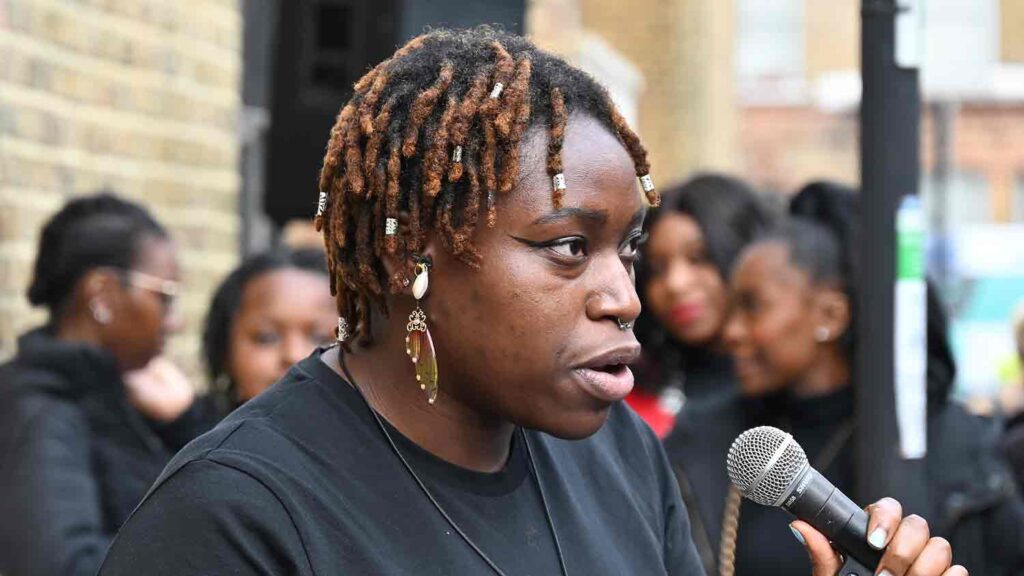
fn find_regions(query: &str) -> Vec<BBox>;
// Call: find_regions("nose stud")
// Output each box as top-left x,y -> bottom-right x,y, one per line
617,318 -> 634,331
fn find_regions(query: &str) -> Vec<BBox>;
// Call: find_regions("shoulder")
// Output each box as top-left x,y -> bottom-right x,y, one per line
153,358 -> 374,496
101,457 -> 312,576
0,365 -> 90,455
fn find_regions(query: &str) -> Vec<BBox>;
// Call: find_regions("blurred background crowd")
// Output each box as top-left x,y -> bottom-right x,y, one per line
2,0 -> 1022,411
1,0 -> 1024,575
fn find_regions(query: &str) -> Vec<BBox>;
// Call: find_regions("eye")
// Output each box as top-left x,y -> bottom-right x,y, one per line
620,232 -> 647,260
251,330 -> 280,346
547,237 -> 587,258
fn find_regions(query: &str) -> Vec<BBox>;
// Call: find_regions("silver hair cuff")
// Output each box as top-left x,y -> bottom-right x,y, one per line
552,173 -> 566,191
490,82 -> 504,99
316,191 -> 328,217
639,174 -> 655,193
385,217 -> 398,236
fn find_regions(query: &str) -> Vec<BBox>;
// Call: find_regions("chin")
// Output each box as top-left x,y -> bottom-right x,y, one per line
671,325 -> 717,348
527,406 -> 612,440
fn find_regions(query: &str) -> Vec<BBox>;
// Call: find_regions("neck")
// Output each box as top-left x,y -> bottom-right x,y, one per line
790,346 -> 850,398
325,315 -> 514,473
53,312 -> 104,349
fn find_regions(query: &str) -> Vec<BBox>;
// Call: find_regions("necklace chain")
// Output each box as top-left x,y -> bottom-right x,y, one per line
339,353 -> 570,576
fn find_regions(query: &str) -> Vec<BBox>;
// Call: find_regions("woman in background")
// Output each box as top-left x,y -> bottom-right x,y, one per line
203,248 -> 336,414
631,174 -> 773,436
0,193 -> 206,576
665,181 -> 1024,575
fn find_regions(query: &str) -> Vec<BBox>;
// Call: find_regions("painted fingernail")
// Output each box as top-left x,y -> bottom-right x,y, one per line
789,525 -> 805,545
868,527 -> 888,550
879,570 -> 894,576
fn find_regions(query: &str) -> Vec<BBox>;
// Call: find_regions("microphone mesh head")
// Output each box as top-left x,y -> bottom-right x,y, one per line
726,426 -> 809,506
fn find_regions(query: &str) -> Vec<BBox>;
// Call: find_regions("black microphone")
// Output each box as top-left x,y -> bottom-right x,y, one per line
726,426 -> 882,575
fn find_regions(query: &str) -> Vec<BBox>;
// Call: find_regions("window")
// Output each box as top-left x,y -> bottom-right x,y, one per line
921,171 -> 991,226
736,0 -> 804,82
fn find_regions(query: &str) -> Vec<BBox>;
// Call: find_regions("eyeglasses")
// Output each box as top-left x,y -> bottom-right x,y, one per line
120,269 -> 180,313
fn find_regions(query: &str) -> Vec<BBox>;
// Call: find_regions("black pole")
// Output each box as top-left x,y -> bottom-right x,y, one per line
857,0 -> 931,515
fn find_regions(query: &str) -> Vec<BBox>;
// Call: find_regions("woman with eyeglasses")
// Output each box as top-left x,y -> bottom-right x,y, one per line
0,192 -> 210,576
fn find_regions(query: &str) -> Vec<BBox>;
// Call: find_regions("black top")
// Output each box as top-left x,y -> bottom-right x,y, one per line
99,349 -> 704,575
0,329 -> 211,576
678,348 -> 735,405
732,388 -> 855,576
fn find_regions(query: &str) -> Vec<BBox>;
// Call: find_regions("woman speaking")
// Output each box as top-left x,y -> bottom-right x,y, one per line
100,28 -> 964,575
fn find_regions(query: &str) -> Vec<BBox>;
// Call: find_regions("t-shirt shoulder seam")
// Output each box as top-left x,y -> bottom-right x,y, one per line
188,456 -> 318,576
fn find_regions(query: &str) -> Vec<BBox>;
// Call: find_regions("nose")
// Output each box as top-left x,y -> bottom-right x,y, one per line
665,258 -> 698,296
163,303 -> 184,335
722,308 -> 745,353
282,333 -> 310,368
586,253 -> 642,326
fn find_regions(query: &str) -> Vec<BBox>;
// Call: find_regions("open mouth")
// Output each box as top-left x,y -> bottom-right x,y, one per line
590,363 -> 628,374
573,364 -> 634,402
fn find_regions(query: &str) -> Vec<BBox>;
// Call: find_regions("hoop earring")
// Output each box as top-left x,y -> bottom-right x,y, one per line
406,262 -> 439,404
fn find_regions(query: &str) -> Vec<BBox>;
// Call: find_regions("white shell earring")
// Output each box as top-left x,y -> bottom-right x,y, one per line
412,264 -> 429,300
814,326 -> 831,342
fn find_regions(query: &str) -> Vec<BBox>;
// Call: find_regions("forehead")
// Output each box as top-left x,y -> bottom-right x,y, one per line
500,114 -> 642,219
649,212 -> 702,249
241,269 -> 330,308
134,235 -> 179,279
735,242 -> 805,288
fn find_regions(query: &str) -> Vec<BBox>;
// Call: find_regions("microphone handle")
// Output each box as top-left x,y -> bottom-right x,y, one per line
784,468 -> 883,571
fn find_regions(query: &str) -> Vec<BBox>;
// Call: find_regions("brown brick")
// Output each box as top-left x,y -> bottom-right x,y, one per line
0,0 -> 243,378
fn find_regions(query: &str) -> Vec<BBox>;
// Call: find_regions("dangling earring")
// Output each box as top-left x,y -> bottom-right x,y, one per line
89,300 -> 112,325
405,261 -> 439,404
336,317 -> 349,343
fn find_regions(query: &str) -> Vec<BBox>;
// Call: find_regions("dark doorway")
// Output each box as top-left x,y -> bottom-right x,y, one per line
260,0 -> 526,228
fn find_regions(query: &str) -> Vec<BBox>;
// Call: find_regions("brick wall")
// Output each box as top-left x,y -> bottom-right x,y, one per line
0,0 -> 243,378
1002,0 -> 1024,63
528,0 -> 738,186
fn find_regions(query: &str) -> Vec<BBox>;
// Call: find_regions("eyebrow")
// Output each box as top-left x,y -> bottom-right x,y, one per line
529,206 -> 646,228
530,207 -> 609,227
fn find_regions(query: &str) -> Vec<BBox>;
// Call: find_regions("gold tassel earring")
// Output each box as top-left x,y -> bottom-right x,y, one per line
405,261 -> 438,404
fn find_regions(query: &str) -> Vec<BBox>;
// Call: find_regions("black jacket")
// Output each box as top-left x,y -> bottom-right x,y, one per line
665,391 -> 1024,575
0,329 -> 210,576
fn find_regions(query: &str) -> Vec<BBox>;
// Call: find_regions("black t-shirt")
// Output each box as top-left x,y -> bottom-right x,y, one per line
99,350 -> 703,575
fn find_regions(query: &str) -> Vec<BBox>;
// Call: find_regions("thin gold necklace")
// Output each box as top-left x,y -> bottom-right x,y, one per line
339,352 -> 570,576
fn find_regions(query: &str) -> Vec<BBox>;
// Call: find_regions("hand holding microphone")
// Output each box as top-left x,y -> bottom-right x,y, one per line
727,426 -> 967,576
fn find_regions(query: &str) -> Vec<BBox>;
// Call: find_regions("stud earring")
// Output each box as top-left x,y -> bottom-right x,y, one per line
405,261 -> 438,404
814,326 -> 831,342
89,300 -> 112,325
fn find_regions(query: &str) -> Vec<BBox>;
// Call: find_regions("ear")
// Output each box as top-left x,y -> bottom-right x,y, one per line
78,269 -> 121,302
380,211 -> 441,295
811,288 -> 850,343
74,268 -> 124,324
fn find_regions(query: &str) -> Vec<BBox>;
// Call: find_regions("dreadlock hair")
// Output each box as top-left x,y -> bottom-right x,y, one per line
315,26 -> 655,346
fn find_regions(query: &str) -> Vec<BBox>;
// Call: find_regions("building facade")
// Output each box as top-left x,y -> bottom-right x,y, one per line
0,0 -> 244,372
